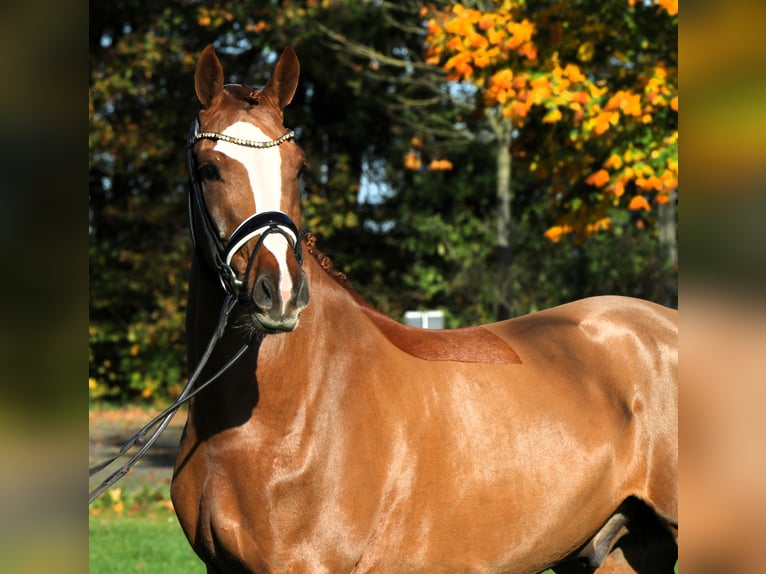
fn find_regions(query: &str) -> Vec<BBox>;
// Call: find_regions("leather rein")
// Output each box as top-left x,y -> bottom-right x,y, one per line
88,117 -> 302,504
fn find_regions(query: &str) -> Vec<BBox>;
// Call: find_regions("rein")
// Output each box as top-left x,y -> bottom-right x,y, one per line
89,294 -> 248,504
89,113 -> 303,504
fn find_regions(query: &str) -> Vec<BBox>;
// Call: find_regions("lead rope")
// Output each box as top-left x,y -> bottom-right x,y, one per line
88,294 -> 249,504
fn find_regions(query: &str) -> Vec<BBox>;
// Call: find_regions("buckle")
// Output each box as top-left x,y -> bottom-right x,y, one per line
218,263 -> 243,296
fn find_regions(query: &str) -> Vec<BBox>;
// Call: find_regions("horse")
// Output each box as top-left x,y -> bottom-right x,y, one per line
171,44 -> 678,574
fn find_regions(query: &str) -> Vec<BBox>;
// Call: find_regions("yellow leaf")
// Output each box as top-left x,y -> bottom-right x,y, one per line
588,83 -> 608,99
542,108 -> 562,124
604,153 -> 623,170
577,42 -> 594,63
564,64 -> 586,83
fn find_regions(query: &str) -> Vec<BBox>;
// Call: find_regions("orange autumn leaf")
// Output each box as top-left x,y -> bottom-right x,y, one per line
428,159 -> 454,171
478,14 -> 495,31
628,195 -> 651,211
544,224 -> 573,243
446,37 -> 464,51
593,110 -> 619,134
491,69 -> 513,90
586,217 -> 612,234
404,151 -> 421,170
512,100 -> 532,118
468,33 -> 489,49
586,169 -> 611,188
245,20 -> 269,33
445,16 -> 473,37
607,90 -> 642,116
636,175 -> 662,191
670,95 -> 678,111
658,0 -> 678,16
506,19 -> 535,49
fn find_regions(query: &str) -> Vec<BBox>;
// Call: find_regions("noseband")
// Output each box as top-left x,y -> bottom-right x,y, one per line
186,116 -> 303,297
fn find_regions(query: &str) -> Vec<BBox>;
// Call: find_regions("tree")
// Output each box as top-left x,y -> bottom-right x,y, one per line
422,0 -> 678,313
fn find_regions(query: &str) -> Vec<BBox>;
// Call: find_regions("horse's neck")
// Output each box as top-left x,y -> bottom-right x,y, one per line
185,252 -> 363,436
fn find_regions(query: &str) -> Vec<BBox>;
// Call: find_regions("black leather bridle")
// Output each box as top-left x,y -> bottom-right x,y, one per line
89,115 -> 304,504
186,115 -> 303,297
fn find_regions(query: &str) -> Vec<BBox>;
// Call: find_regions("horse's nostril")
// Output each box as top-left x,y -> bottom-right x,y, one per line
253,275 -> 274,311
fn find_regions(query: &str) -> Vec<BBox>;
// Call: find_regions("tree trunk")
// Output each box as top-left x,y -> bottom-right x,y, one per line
658,190 -> 678,307
495,122 -> 513,320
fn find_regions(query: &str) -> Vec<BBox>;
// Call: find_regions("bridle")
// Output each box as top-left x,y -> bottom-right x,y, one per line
186,115 -> 303,297
89,113 -> 303,504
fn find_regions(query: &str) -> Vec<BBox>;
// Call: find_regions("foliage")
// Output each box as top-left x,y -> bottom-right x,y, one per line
422,0 -> 678,241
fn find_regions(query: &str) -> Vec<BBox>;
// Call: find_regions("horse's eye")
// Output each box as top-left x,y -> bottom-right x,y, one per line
199,163 -> 221,182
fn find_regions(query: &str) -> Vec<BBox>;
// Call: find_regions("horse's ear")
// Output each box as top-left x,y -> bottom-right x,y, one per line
195,44 -> 224,109
263,47 -> 300,110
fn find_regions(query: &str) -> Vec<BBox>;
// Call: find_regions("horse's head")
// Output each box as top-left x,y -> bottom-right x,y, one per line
188,45 -> 309,333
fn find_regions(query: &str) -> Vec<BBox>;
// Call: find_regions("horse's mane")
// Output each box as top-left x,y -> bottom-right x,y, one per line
301,233 -> 522,364
303,232 -> 350,287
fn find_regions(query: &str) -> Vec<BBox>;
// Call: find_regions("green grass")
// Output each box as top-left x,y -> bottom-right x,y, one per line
88,512 -> 674,574
89,512 -> 204,574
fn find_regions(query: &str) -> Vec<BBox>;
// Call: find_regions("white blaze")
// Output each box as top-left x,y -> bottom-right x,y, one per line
214,122 -> 293,311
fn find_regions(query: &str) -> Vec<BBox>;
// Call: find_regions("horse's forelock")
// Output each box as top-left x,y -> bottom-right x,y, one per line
223,84 -> 263,106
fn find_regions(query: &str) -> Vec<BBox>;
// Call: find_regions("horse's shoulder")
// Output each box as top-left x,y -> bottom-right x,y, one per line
358,305 -> 522,364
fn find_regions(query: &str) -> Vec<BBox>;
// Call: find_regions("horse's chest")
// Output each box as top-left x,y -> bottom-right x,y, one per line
191,438 -> 365,572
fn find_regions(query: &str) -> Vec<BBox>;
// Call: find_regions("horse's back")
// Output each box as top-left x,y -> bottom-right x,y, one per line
487,295 -> 677,384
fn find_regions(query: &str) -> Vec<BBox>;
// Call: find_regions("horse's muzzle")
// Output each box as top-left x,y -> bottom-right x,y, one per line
248,268 -> 309,332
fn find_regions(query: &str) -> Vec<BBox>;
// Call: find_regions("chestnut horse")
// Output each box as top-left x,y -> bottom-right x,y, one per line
172,45 -> 678,573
